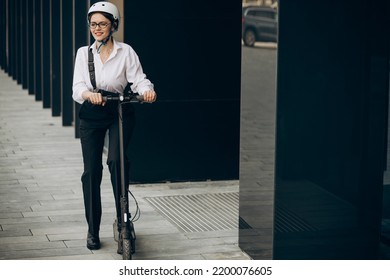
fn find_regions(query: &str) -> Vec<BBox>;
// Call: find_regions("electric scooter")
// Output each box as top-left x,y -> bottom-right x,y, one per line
101,87 -> 143,260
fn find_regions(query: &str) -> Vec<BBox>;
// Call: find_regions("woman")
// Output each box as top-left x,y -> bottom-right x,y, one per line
72,1 -> 156,250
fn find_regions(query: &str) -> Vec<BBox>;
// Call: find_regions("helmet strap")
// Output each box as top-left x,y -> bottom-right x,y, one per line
96,30 -> 113,54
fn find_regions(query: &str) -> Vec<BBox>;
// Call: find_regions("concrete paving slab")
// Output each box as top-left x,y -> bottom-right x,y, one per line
0,240 -> 66,252
0,247 -> 93,260
0,235 -> 48,245
0,228 -> 33,238
0,216 -> 50,225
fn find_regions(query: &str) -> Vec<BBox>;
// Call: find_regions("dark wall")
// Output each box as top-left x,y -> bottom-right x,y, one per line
274,0 -> 389,259
124,1 -> 242,182
1,0 -> 89,124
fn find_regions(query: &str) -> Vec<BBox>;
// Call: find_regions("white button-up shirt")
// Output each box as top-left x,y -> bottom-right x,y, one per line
72,39 -> 154,104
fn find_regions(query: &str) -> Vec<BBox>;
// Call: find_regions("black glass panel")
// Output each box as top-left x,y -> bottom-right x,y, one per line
239,0 -> 389,260
124,0 -> 241,183
273,1 -> 387,259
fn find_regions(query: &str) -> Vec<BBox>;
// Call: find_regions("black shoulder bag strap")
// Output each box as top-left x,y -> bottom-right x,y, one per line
88,48 -> 97,91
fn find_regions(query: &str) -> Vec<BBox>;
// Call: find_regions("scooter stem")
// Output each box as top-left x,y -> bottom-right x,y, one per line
118,98 -> 131,239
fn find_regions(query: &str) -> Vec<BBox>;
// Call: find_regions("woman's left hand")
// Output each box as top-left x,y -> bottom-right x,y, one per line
143,90 -> 157,103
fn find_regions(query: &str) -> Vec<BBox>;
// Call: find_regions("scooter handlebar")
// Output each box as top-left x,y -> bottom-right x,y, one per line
102,93 -> 144,103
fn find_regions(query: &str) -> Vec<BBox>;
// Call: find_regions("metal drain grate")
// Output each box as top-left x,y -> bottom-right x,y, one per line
145,192 -> 317,233
145,192 -> 240,233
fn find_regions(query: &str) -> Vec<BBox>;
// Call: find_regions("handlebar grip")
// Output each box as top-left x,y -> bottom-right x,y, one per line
134,95 -> 144,102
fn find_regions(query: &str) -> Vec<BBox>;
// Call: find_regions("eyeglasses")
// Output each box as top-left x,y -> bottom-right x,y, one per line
89,22 -> 111,30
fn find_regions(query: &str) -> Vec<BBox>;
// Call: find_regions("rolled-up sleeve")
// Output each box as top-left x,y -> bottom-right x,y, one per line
72,47 -> 89,104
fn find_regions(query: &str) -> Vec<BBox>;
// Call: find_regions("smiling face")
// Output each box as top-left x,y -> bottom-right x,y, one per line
89,13 -> 113,41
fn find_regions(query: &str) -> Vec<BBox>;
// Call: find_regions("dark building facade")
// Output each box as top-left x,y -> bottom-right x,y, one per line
1,0 -> 389,259
239,0 -> 390,259
0,0 -> 241,183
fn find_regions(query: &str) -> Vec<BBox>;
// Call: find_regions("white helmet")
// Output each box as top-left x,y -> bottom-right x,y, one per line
88,1 -> 120,31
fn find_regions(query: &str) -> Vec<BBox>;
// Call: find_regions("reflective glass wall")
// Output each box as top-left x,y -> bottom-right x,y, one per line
274,1 -> 388,260
124,1 -> 241,183
239,1 -> 278,259
239,0 -> 389,259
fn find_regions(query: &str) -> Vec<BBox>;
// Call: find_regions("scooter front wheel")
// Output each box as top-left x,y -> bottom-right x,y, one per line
122,238 -> 132,260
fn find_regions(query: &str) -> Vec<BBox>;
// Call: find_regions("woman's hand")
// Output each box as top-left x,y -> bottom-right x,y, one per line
143,90 -> 157,103
83,91 -> 106,106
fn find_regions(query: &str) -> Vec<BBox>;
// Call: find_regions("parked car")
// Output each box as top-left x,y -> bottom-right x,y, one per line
242,6 -> 278,46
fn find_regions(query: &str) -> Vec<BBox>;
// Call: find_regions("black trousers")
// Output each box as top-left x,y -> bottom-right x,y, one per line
79,112 -> 135,236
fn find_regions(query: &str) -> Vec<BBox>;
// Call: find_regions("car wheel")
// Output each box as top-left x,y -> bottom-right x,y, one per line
243,29 -> 256,47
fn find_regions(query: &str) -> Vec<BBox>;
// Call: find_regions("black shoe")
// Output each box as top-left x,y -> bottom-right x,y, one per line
87,233 -> 101,250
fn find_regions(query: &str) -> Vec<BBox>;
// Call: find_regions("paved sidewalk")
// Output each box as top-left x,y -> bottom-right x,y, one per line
0,70 -> 250,260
